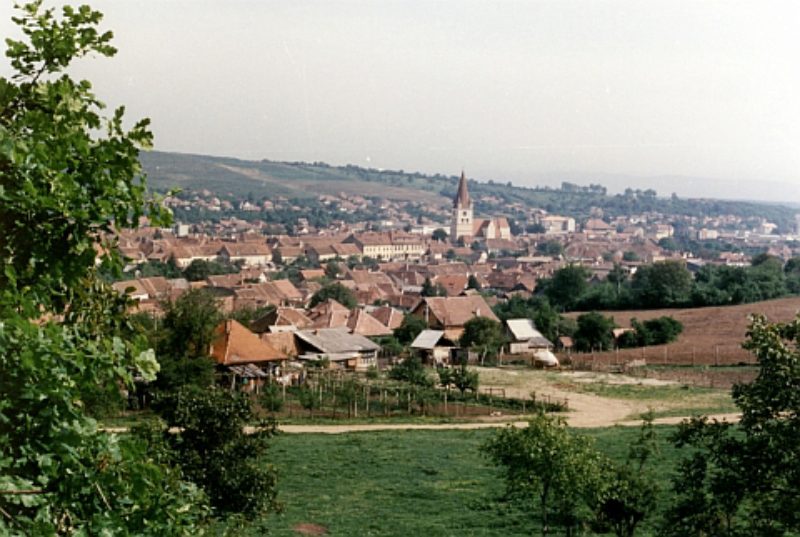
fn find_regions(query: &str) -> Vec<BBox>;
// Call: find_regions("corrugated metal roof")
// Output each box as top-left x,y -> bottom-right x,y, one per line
296,328 -> 380,354
410,329 -> 445,350
506,319 -> 542,341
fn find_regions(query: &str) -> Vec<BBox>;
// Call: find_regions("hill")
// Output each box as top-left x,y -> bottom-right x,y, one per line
140,151 -> 798,229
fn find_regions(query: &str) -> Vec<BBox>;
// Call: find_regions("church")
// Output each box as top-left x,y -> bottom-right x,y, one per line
450,171 -> 511,244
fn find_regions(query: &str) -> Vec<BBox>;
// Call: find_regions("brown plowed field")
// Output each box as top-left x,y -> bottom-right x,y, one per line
564,297 -> 800,367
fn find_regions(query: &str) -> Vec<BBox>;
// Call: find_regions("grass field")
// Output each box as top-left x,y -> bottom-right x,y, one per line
225,425 -> 684,536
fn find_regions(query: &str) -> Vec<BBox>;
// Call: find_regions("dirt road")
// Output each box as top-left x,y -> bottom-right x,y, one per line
276,413 -> 739,434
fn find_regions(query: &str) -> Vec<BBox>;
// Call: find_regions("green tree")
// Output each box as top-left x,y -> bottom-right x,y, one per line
309,282 -> 357,308
663,314 -> 800,536
389,355 -> 433,387
0,3 -> 207,532
153,288 -> 221,393
421,276 -> 447,297
493,296 -> 562,342
467,274 -> 482,290
483,414 -> 603,537
536,240 -> 564,257
460,317 -> 506,364
324,259 -> 342,279
259,383 -> 285,413
432,228 -> 448,242
593,412 -> 659,537
785,257 -> 800,294
156,387 -> 279,517
574,311 -> 615,352
542,264 -> 590,311
394,313 -> 428,345
631,260 -> 692,308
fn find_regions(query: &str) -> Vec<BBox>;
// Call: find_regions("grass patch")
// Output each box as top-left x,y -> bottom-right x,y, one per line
222,425 -> 686,536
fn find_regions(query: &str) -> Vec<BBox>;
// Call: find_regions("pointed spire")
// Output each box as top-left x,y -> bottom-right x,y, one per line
454,170 -> 471,208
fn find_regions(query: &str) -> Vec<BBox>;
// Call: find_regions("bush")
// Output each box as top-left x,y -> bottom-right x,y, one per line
156,387 -> 280,518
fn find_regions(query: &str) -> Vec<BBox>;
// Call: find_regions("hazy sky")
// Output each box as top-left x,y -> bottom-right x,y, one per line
3,1 -> 799,202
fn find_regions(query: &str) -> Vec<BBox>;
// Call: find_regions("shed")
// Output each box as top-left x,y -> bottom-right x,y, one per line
410,329 -> 459,365
505,319 -> 553,355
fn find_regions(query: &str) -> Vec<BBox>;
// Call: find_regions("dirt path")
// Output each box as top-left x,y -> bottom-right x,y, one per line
276,413 -> 740,434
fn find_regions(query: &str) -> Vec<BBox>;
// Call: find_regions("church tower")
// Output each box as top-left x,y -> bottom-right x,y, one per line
450,171 -> 473,243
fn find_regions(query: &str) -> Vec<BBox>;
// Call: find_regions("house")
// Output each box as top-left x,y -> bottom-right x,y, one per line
112,276 -> 171,301
294,328 -> 381,371
505,319 -> 558,367
410,295 -> 500,341
209,320 -> 287,391
346,308 -> 393,338
541,215 -> 576,235
218,242 -> 272,267
368,305 -> 405,330
410,329 -> 459,365
250,307 -> 314,333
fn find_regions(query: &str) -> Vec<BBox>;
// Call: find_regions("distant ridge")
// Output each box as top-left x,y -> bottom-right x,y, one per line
139,151 -> 798,228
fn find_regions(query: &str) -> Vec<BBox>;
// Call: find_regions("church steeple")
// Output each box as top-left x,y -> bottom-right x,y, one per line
450,170 -> 474,243
454,170 -> 471,208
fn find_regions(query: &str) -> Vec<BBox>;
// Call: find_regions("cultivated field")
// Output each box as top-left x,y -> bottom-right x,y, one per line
565,296 -> 800,369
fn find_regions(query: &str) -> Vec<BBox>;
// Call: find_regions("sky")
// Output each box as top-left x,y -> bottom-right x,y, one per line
2,1 -> 799,203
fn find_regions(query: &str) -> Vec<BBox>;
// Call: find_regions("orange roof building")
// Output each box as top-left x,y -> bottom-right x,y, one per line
210,319 -> 286,365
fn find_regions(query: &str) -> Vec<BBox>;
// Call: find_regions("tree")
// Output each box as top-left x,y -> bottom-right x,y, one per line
574,312 -> 615,352
309,282 -> 357,309
593,412 -> 659,537
483,414 -> 603,537
467,274 -> 482,290
421,276 -> 447,297
631,260 -> 692,308
389,355 -> 433,387
153,288 -> 221,393
394,314 -> 428,345
786,257 -> 800,294
324,259 -> 342,279
432,228 -> 448,242
460,317 -> 506,364
663,314 -> 800,536
542,264 -> 590,311
0,3 -> 207,532
536,240 -> 564,257
156,387 -> 279,517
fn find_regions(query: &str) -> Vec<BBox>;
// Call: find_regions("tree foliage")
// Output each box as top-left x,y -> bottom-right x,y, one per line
393,314 -> 428,345
574,312 -> 616,352
663,314 -> 800,536
483,414 -> 603,537
459,317 -> 506,363
541,264 -> 590,311
155,387 -> 280,518
631,260 -> 692,308
0,2 -> 208,532
309,282 -> 357,309
151,288 -> 221,394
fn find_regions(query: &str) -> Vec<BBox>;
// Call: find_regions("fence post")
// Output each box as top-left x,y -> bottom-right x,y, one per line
715,345 -> 719,367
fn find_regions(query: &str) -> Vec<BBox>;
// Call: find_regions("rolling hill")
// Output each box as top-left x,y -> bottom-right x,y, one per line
139,151 -> 798,229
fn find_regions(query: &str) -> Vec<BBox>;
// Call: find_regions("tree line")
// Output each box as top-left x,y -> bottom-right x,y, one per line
537,255 -> 800,313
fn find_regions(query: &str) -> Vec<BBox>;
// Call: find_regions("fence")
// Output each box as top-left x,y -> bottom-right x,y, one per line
564,343 -> 756,370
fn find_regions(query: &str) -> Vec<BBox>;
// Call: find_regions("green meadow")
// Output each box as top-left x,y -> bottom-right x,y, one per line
221,425 -> 685,536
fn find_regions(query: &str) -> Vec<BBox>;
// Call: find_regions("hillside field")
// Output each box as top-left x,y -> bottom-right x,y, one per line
566,296 -> 800,368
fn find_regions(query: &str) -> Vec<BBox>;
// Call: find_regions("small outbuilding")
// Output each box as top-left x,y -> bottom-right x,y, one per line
410,329 -> 459,366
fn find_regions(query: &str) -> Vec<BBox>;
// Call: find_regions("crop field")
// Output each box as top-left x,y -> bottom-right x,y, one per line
225,426 -> 684,536
565,296 -> 800,368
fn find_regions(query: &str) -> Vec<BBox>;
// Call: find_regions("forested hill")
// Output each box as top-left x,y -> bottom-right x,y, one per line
140,151 -> 798,229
